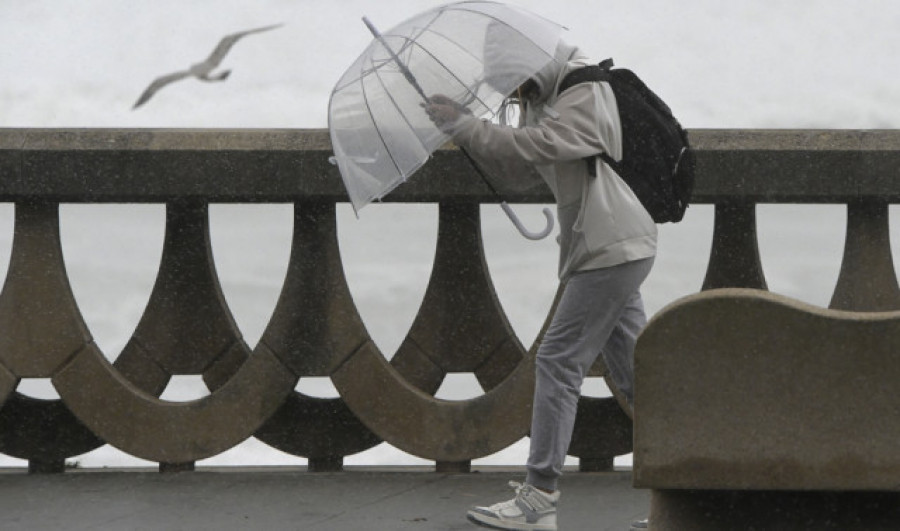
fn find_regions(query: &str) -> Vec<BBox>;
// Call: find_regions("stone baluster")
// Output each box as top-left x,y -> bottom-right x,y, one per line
0,202 -> 103,473
702,202 -> 768,291
332,203 -> 534,470
52,202 -> 296,471
829,201 -> 900,311
252,202 -> 381,472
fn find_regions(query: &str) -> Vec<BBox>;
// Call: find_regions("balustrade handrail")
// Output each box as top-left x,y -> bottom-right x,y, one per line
1,128 -> 899,203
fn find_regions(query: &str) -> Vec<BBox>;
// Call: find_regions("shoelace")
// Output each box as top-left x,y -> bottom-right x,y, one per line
507,481 -> 549,513
485,482 -> 529,512
485,483 -> 524,512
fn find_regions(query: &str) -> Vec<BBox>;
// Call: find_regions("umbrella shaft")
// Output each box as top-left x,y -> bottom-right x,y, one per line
460,146 -> 501,199
362,16 -> 429,103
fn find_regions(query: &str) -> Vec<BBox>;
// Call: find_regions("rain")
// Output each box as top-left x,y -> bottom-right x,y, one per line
0,0 -> 898,471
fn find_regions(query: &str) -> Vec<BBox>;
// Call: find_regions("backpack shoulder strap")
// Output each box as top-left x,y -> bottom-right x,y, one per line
557,58 -> 620,178
557,58 -> 614,95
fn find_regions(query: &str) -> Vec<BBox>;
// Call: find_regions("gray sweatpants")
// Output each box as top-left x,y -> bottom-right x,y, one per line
526,257 -> 654,492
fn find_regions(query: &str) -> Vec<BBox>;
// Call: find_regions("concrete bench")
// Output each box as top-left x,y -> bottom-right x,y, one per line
633,288 -> 900,529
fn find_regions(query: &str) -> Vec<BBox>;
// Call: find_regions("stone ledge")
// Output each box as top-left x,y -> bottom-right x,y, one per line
1,128 -> 899,203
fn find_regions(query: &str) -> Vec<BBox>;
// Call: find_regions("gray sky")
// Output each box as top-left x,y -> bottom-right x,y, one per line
2,0 -> 899,128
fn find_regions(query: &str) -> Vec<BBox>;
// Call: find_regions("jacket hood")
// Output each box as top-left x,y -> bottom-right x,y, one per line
482,21 -> 582,104
528,40 -> 582,103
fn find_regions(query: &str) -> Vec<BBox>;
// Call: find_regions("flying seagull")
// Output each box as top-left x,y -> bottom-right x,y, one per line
132,23 -> 283,109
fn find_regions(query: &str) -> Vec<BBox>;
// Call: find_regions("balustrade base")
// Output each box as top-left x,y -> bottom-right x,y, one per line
28,459 -> 65,474
436,461 -> 471,474
159,462 -> 195,473
308,456 -> 344,473
578,457 -> 614,472
648,489 -> 900,530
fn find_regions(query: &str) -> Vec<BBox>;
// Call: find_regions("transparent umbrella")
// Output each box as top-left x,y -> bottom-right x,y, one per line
328,1 -> 565,239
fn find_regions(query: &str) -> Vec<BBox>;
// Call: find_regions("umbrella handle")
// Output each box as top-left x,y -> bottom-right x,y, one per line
500,202 -> 554,241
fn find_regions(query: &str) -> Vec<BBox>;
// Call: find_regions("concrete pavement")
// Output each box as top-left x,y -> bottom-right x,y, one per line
0,467 -> 649,530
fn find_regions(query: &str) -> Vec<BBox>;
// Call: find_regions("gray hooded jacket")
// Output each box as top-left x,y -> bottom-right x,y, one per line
449,42 -> 657,280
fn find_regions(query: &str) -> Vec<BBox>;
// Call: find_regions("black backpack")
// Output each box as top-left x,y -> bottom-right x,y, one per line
558,58 -> 694,223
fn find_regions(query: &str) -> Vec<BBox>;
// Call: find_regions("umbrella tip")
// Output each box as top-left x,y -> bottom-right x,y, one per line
362,16 -> 380,37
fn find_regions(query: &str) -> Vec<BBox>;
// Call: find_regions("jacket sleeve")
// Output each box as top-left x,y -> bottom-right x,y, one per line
448,82 -> 613,170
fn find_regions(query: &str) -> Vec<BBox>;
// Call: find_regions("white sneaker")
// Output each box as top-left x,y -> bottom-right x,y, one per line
467,481 -> 559,530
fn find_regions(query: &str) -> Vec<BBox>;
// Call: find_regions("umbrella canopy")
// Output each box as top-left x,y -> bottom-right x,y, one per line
328,1 -> 566,213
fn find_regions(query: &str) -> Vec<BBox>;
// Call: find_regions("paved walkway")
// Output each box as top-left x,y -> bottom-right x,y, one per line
0,467 -> 648,530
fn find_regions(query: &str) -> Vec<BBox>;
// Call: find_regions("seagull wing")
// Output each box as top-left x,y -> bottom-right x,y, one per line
132,70 -> 192,109
204,23 -> 284,67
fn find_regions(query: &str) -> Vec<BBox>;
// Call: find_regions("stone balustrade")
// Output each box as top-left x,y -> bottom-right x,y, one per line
0,129 -> 897,496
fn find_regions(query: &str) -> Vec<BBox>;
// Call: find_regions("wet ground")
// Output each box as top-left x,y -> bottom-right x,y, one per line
0,466 -> 648,530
